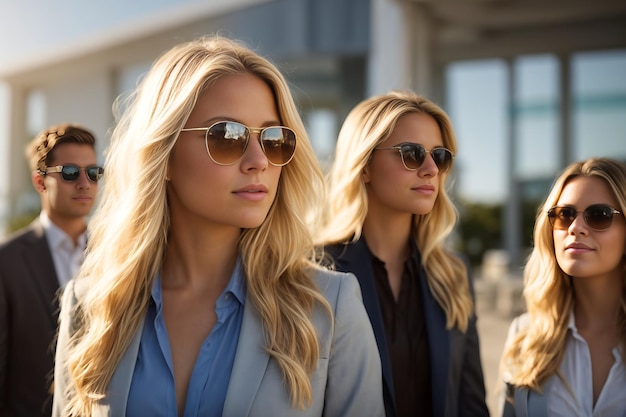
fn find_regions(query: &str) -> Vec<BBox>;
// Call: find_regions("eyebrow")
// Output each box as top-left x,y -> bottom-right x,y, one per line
196,118 -> 283,128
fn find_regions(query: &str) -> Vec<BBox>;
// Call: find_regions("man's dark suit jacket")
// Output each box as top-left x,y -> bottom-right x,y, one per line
0,219 -> 59,417
326,238 -> 489,417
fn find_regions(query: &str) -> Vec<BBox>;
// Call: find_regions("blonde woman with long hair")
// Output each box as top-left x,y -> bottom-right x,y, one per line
52,36 -> 383,417
316,91 -> 488,417
499,157 -> 626,417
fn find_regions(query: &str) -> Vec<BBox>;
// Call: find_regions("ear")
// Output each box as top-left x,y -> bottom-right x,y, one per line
362,164 -> 371,184
32,171 -> 46,193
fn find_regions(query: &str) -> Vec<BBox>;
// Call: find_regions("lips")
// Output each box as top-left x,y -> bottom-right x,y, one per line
234,184 -> 268,194
412,184 -> 436,195
414,185 -> 435,191
565,242 -> 592,250
73,194 -> 92,201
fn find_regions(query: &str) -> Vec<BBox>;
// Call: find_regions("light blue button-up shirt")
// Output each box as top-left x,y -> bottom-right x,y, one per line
126,260 -> 246,417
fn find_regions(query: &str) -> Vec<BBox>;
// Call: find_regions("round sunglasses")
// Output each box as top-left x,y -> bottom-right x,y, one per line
375,142 -> 454,172
180,121 -> 297,166
41,165 -> 104,182
547,204 -> 623,231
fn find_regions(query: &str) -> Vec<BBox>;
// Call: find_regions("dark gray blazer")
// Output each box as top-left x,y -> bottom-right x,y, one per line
52,268 -> 385,416
500,314 -> 551,417
326,238 -> 489,417
0,219 -> 60,417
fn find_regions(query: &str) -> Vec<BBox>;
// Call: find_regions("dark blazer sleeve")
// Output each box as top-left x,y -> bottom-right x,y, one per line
0,222 -> 59,417
457,312 -> 489,416
457,264 -> 489,417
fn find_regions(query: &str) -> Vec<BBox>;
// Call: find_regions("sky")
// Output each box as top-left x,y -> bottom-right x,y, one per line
1,0 -> 625,207
0,0 -> 204,65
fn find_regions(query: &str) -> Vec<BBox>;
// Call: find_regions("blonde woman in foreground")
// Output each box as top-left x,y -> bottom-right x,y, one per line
500,157 -> 626,417
52,36 -> 383,417
316,91 -> 488,417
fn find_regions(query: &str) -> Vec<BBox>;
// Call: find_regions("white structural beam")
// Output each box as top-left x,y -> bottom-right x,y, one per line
368,0 -> 435,97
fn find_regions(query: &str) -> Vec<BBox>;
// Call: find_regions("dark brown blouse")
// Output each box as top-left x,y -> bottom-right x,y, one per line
372,249 -> 433,417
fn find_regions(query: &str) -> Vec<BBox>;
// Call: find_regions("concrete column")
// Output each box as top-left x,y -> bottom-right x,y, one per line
368,0 -> 434,98
558,54 -> 572,168
6,85 -> 31,221
504,58 -> 521,270
412,5 -> 434,98
368,0 -> 414,95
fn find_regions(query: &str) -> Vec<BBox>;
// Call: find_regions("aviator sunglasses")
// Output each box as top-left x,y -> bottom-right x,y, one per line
180,121 -> 297,166
375,142 -> 454,172
40,165 -> 104,182
547,204 -> 623,231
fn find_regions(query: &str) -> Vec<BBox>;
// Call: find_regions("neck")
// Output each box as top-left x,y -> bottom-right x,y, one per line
362,212 -> 413,264
162,223 -> 240,292
46,212 -> 87,245
572,272 -> 623,332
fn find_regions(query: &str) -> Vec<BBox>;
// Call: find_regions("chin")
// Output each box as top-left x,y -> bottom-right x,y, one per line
238,217 -> 268,229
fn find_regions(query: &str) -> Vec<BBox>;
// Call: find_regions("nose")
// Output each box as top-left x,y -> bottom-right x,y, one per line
418,153 -> 439,177
568,213 -> 588,235
75,169 -> 92,189
241,133 -> 269,172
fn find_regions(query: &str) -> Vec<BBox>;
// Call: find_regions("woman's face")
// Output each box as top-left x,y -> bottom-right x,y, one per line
363,112 -> 444,218
552,176 -> 626,280
169,73 -> 283,231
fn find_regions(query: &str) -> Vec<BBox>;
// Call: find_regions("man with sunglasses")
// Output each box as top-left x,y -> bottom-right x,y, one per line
0,123 -> 102,417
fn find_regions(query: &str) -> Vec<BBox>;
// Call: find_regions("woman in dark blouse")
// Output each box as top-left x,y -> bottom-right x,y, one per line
317,91 -> 489,417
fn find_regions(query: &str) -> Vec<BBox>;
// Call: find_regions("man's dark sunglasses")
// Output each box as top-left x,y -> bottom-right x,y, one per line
40,165 -> 104,182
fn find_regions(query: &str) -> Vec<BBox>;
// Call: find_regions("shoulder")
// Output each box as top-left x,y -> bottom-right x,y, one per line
0,221 -> 42,252
59,278 -> 90,311
508,313 -> 530,335
311,267 -> 361,305
503,313 -> 530,353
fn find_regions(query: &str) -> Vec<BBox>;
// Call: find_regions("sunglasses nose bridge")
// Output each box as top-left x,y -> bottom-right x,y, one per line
240,128 -> 271,167
417,149 -> 440,173
70,168 -> 93,186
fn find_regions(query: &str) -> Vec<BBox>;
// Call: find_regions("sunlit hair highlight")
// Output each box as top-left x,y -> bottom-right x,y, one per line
316,91 -> 473,331
500,157 -> 626,391
60,35 -> 329,415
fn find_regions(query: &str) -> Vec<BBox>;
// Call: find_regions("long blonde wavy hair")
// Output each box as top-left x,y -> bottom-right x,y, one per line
500,157 -> 626,391
316,91 -> 473,331
61,36 -> 329,415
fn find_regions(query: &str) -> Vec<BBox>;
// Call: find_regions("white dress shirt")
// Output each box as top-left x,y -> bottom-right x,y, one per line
40,212 -> 88,288
547,312 -> 626,417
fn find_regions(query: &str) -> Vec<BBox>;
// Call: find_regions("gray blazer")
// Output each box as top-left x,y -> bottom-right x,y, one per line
53,268 -> 385,417
500,314 -> 550,417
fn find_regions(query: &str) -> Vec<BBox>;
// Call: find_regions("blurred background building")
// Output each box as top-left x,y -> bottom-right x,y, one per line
1,0 -> 626,273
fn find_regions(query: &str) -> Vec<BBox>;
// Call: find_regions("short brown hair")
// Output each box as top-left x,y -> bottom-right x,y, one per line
25,123 -> 97,172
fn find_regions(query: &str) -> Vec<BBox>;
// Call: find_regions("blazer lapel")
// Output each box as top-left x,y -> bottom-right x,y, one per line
222,299 -> 270,417
22,220 -> 61,326
327,240 -> 396,413
420,268 -> 450,417
106,316 -> 145,415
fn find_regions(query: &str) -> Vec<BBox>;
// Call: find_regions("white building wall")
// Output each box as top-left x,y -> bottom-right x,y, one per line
41,70 -> 114,162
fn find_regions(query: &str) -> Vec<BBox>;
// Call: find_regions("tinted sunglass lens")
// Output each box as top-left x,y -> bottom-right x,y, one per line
261,128 -> 296,166
207,122 -> 248,165
432,149 -> 453,172
552,207 -> 576,229
400,144 -> 425,170
86,167 -> 104,182
61,166 -> 80,181
585,205 -> 613,230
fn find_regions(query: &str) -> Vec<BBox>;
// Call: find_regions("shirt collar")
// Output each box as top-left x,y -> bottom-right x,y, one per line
567,310 -> 577,332
40,211 -> 87,250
